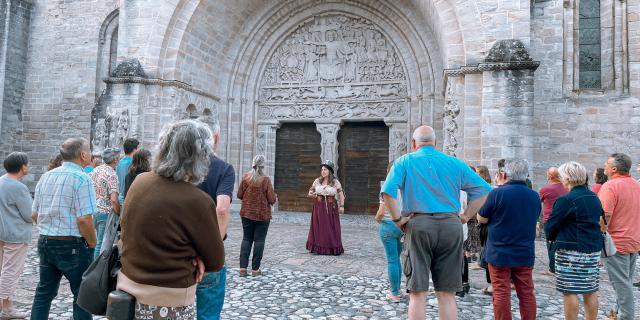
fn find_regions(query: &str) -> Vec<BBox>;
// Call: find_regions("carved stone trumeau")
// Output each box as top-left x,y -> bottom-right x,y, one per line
443,78 -> 461,157
258,14 -> 408,121
388,125 -> 408,161
315,123 -> 340,171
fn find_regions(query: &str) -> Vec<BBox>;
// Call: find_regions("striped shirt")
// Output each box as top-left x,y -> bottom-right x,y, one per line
32,162 -> 97,237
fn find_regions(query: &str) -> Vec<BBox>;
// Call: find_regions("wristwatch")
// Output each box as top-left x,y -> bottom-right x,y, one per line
392,216 -> 402,222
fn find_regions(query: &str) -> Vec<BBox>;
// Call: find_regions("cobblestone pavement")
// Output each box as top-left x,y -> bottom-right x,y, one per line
11,212 -> 640,319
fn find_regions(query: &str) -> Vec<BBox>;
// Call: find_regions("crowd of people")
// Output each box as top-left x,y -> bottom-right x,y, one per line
0,120 -> 638,320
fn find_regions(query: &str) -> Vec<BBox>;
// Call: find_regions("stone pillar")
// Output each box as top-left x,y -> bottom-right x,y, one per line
0,0 -> 32,159
314,120 -> 341,171
480,40 -> 539,170
256,121 -> 280,181
442,76 -> 464,157
385,119 -> 408,161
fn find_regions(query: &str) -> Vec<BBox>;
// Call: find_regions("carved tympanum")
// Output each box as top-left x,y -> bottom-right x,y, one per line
259,14 -> 408,120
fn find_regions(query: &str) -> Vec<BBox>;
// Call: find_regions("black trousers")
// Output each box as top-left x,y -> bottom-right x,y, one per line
239,217 -> 270,270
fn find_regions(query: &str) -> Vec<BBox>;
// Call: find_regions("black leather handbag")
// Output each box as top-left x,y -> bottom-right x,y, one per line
77,213 -> 121,316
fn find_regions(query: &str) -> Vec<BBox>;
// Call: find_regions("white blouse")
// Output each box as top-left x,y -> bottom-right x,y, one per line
310,178 -> 343,197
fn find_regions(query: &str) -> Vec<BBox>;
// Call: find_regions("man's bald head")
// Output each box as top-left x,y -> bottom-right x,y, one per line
547,166 -> 561,182
412,125 -> 436,149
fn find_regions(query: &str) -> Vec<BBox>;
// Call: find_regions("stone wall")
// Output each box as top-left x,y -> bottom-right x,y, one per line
0,0 -> 32,170
530,0 -> 640,187
18,0 -> 117,187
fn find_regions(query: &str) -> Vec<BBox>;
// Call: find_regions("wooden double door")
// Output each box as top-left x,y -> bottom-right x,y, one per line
337,122 -> 389,214
274,122 -> 389,214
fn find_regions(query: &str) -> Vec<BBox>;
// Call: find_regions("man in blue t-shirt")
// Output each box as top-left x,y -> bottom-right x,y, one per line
478,158 -> 541,320
115,138 -> 139,205
196,124 -> 235,320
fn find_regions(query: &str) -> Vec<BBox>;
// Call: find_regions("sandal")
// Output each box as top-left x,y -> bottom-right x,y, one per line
385,293 -> 402,303
239,269 -> 248,277
482,287 -> 493,296
251,269 -> 262,277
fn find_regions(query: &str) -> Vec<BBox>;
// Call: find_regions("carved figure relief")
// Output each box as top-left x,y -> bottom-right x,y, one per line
259,14 -> 408,121
92,109 -> 131,152
389,129 -> 407,160
316,124 -> 340,171
443,79 -> 461,157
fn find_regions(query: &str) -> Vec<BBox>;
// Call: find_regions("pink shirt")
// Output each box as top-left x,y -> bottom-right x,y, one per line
598,175 -> 640,254
591,183 -> 603,194
540,182 -> 568,222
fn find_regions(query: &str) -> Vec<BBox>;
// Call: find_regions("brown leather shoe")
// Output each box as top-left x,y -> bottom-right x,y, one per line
239,269 -> 248,277
251,269 -> 262,277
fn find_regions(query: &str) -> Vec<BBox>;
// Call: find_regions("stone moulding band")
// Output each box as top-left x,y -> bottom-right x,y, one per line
443,61 -> 541,77
103,76 -> 221,102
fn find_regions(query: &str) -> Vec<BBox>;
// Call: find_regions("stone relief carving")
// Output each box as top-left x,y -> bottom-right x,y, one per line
92,108 -> 131,152
443,79 -> 461,157
259,102 -> 405,120
315,123 -> 340,171
259,14 -> 408,121
389,128 -> 407,160
174,89 -> 219,128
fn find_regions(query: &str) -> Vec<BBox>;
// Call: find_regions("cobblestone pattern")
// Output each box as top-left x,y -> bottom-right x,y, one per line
10,212 -> 640,319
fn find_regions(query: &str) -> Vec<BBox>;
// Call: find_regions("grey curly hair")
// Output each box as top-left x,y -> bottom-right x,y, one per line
153,119 -> 213,185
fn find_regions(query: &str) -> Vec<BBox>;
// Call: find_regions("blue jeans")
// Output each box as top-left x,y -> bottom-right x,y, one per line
196,266 -> 227,320
30,237 -> 93,320
379,219 -> 403,295
93,212 -> 108,259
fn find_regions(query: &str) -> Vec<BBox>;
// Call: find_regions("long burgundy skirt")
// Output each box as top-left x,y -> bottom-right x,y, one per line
306,200 -> 344,255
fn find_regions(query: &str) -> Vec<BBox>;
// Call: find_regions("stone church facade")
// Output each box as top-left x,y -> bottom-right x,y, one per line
1,0 -> 639,212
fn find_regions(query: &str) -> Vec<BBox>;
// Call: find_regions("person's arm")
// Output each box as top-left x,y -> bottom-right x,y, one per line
544,197 -> 569,241
265,177 -> 277,205
237,178 -> 246,200
216,195 -> 231,238
110,192 -> 121,216
216,165 -> 235,239
77,215 -> 97,248
76,178 -> 98,247
460,163 -> 492,223
15,186 -> 34,223
338,190 -> 345,214
308,179 -> 318,198
476,191 -> 495,224
193,205 -> 225,272
461,195 -> 488,224
374,201 -> 385,223
598,185 -> 616,232
381,158 -> 408,228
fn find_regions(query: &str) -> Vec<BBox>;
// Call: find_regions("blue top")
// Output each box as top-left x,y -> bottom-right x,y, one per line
479,181 -> 541,267
381,146 -> 491,215
115,156 -> 133,205
198,155 -> 236,204
32,162 -> 97,237
83,166 -> 94,173
544,185 -> 603,253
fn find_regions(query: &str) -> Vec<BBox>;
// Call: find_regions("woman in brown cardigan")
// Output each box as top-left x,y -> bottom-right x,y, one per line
118,120 -> 225,320
237,155 -> 277,277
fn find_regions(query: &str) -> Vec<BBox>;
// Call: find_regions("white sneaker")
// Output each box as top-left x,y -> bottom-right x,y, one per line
0,309 -> 28,319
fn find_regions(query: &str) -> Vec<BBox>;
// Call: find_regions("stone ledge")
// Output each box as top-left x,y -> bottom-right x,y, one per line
103,76 -> 221,101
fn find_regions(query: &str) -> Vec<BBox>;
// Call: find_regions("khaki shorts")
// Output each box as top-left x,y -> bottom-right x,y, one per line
401,213 -> 463,293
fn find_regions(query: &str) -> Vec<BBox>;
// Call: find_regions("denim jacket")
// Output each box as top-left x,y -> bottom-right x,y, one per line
544,185 -> 603,253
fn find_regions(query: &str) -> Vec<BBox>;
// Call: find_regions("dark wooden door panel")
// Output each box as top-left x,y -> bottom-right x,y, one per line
338,122 -> 389,214
274,123 -> 321,212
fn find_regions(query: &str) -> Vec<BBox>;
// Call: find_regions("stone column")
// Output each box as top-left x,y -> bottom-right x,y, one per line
314,120 -> 341,171
0,0 -> 32,156
256,121 -> 280,181
480,40 -> 539,170
385,119 -> 408,161
442,76 -> 464,157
